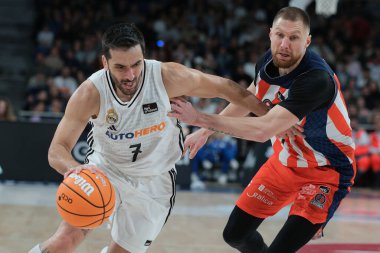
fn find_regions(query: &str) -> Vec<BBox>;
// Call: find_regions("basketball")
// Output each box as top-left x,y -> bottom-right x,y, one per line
56,169 -> 116,229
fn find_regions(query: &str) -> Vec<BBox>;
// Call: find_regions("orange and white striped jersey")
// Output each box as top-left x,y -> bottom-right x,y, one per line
255,49 -> 355,185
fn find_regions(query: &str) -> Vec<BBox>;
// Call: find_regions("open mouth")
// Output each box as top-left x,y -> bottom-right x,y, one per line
278,52 -> 290,59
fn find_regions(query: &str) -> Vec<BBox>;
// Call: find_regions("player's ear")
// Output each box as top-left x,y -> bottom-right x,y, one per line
305,34 -> 311,48
102,55 -> 108,70
269,27 -> 273,40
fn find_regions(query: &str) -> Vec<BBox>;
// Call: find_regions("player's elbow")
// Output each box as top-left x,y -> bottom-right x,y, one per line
253,127 -> 273,143
47,145 -> 57,168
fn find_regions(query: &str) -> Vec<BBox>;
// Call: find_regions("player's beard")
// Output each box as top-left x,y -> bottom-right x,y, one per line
272,50 -> 300,69
110,71 -> 143,97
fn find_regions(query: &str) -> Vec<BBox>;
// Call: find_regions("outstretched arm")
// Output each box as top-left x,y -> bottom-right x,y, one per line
162,62 -> 268,116
168,97 -> 299,143
162,62 -> 270,156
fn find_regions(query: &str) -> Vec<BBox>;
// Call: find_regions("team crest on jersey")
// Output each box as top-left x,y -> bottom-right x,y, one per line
263,99 -> 274,108
106,108 -> 118,124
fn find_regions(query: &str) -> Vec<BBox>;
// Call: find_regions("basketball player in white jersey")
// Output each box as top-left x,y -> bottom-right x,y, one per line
28,23 -> 273,253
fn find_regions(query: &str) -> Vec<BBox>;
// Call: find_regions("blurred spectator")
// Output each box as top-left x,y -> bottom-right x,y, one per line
351,118 -> 371,184
0,97 -> 17,122
191,132 -> 239,187
44,46 -> 64,74
369,112 -> 380,188
53,66 -> 78,99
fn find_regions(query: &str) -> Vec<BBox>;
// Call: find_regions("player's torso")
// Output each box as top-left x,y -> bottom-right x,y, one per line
87,60 -> 183,177
255,50 -> 355,172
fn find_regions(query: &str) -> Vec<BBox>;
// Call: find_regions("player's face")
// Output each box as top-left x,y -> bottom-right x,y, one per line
102,45 -> 144,100
270,18 -> 311,70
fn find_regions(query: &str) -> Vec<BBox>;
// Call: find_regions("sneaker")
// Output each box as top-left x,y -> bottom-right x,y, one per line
202,160 -> 213,170
191,173 -> 206,190
190,180 -> 206,190
230,159 -> 239,170
218,174 -> 228,185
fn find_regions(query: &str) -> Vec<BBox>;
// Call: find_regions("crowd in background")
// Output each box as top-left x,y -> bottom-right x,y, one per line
2,0 -> 380,189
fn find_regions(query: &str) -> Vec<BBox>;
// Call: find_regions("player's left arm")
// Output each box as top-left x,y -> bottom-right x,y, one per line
162,62 -> 269,117
169,69 -> 335,142
170,99 -> 298,142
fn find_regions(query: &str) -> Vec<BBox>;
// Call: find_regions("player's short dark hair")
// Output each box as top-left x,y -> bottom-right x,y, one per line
102,23 -> 146,59
273,7 -> 310,33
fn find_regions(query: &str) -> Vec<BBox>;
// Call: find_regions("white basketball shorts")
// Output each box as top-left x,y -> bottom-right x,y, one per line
106,168 -> 176,253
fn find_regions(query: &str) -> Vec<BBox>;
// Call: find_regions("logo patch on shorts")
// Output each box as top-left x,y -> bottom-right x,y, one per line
143,103 -> 158,114
310,193 -> 326,209
319,185 -> 330,194
144,240 -> 152,246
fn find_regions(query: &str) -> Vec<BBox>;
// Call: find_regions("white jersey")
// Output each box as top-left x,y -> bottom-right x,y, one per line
86,59 -> 183,177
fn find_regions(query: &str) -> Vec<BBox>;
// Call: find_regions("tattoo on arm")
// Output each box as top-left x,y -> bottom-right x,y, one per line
207,127 -> 243,139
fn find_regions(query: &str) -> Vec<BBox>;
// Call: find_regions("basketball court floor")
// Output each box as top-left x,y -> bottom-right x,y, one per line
1,181 -> 379,253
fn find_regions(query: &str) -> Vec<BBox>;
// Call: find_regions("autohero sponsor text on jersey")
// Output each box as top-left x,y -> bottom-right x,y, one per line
105,121 -> 166,140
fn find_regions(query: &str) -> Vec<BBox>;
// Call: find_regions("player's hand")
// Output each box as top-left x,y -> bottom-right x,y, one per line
183,128 -> 213,159
276,124 -> 304,139
168,97 -> 200,125
64,164 -> 106,179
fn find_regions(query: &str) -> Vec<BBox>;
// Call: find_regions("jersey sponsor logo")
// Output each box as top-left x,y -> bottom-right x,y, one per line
246,191 -> 273,206
68,173 -> 95,196
142,102 -> 158,114
106,108 -> 118,124
105,121 -> 166,140
144,240 -> 152,246
310,193 -> 326,209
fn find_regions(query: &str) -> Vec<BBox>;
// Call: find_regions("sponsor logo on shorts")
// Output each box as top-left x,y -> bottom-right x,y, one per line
247,191 -> 273,206
68,173 -> 95,196
258,184 -> 277,200
310,193 -> 326,209
105,121 -> 166,140
319,185 -> 330,194
144,240 -> 152,246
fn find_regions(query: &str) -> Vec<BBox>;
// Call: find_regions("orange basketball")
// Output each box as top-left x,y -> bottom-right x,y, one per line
56,169 -> 116,229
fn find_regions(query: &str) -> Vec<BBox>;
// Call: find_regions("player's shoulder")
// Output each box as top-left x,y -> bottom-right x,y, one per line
88,68 -> 106,81
71,79 -> 100,104
295,69 -> 332,86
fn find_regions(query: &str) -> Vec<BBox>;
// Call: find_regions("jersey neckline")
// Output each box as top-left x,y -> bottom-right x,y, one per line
105,60 -> 147,107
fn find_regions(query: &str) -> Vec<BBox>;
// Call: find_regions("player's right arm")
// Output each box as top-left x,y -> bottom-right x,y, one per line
48,80 -> 100,176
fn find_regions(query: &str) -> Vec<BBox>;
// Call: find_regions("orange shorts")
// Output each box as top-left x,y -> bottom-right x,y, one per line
237,156 -> 350,224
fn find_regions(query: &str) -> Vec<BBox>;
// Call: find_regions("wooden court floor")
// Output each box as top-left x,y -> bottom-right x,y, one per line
0,182 -> 379,253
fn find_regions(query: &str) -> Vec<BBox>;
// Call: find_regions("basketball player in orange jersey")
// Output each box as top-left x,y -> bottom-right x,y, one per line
169,7 -> 356,253
27,22 -> 288,253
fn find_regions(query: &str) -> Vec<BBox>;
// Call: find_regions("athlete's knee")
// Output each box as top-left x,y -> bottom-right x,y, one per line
223,224 -> 266,252
223,223 -> 245,247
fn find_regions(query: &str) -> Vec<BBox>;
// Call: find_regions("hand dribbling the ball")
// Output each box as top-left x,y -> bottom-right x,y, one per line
64,164 -> 106,179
